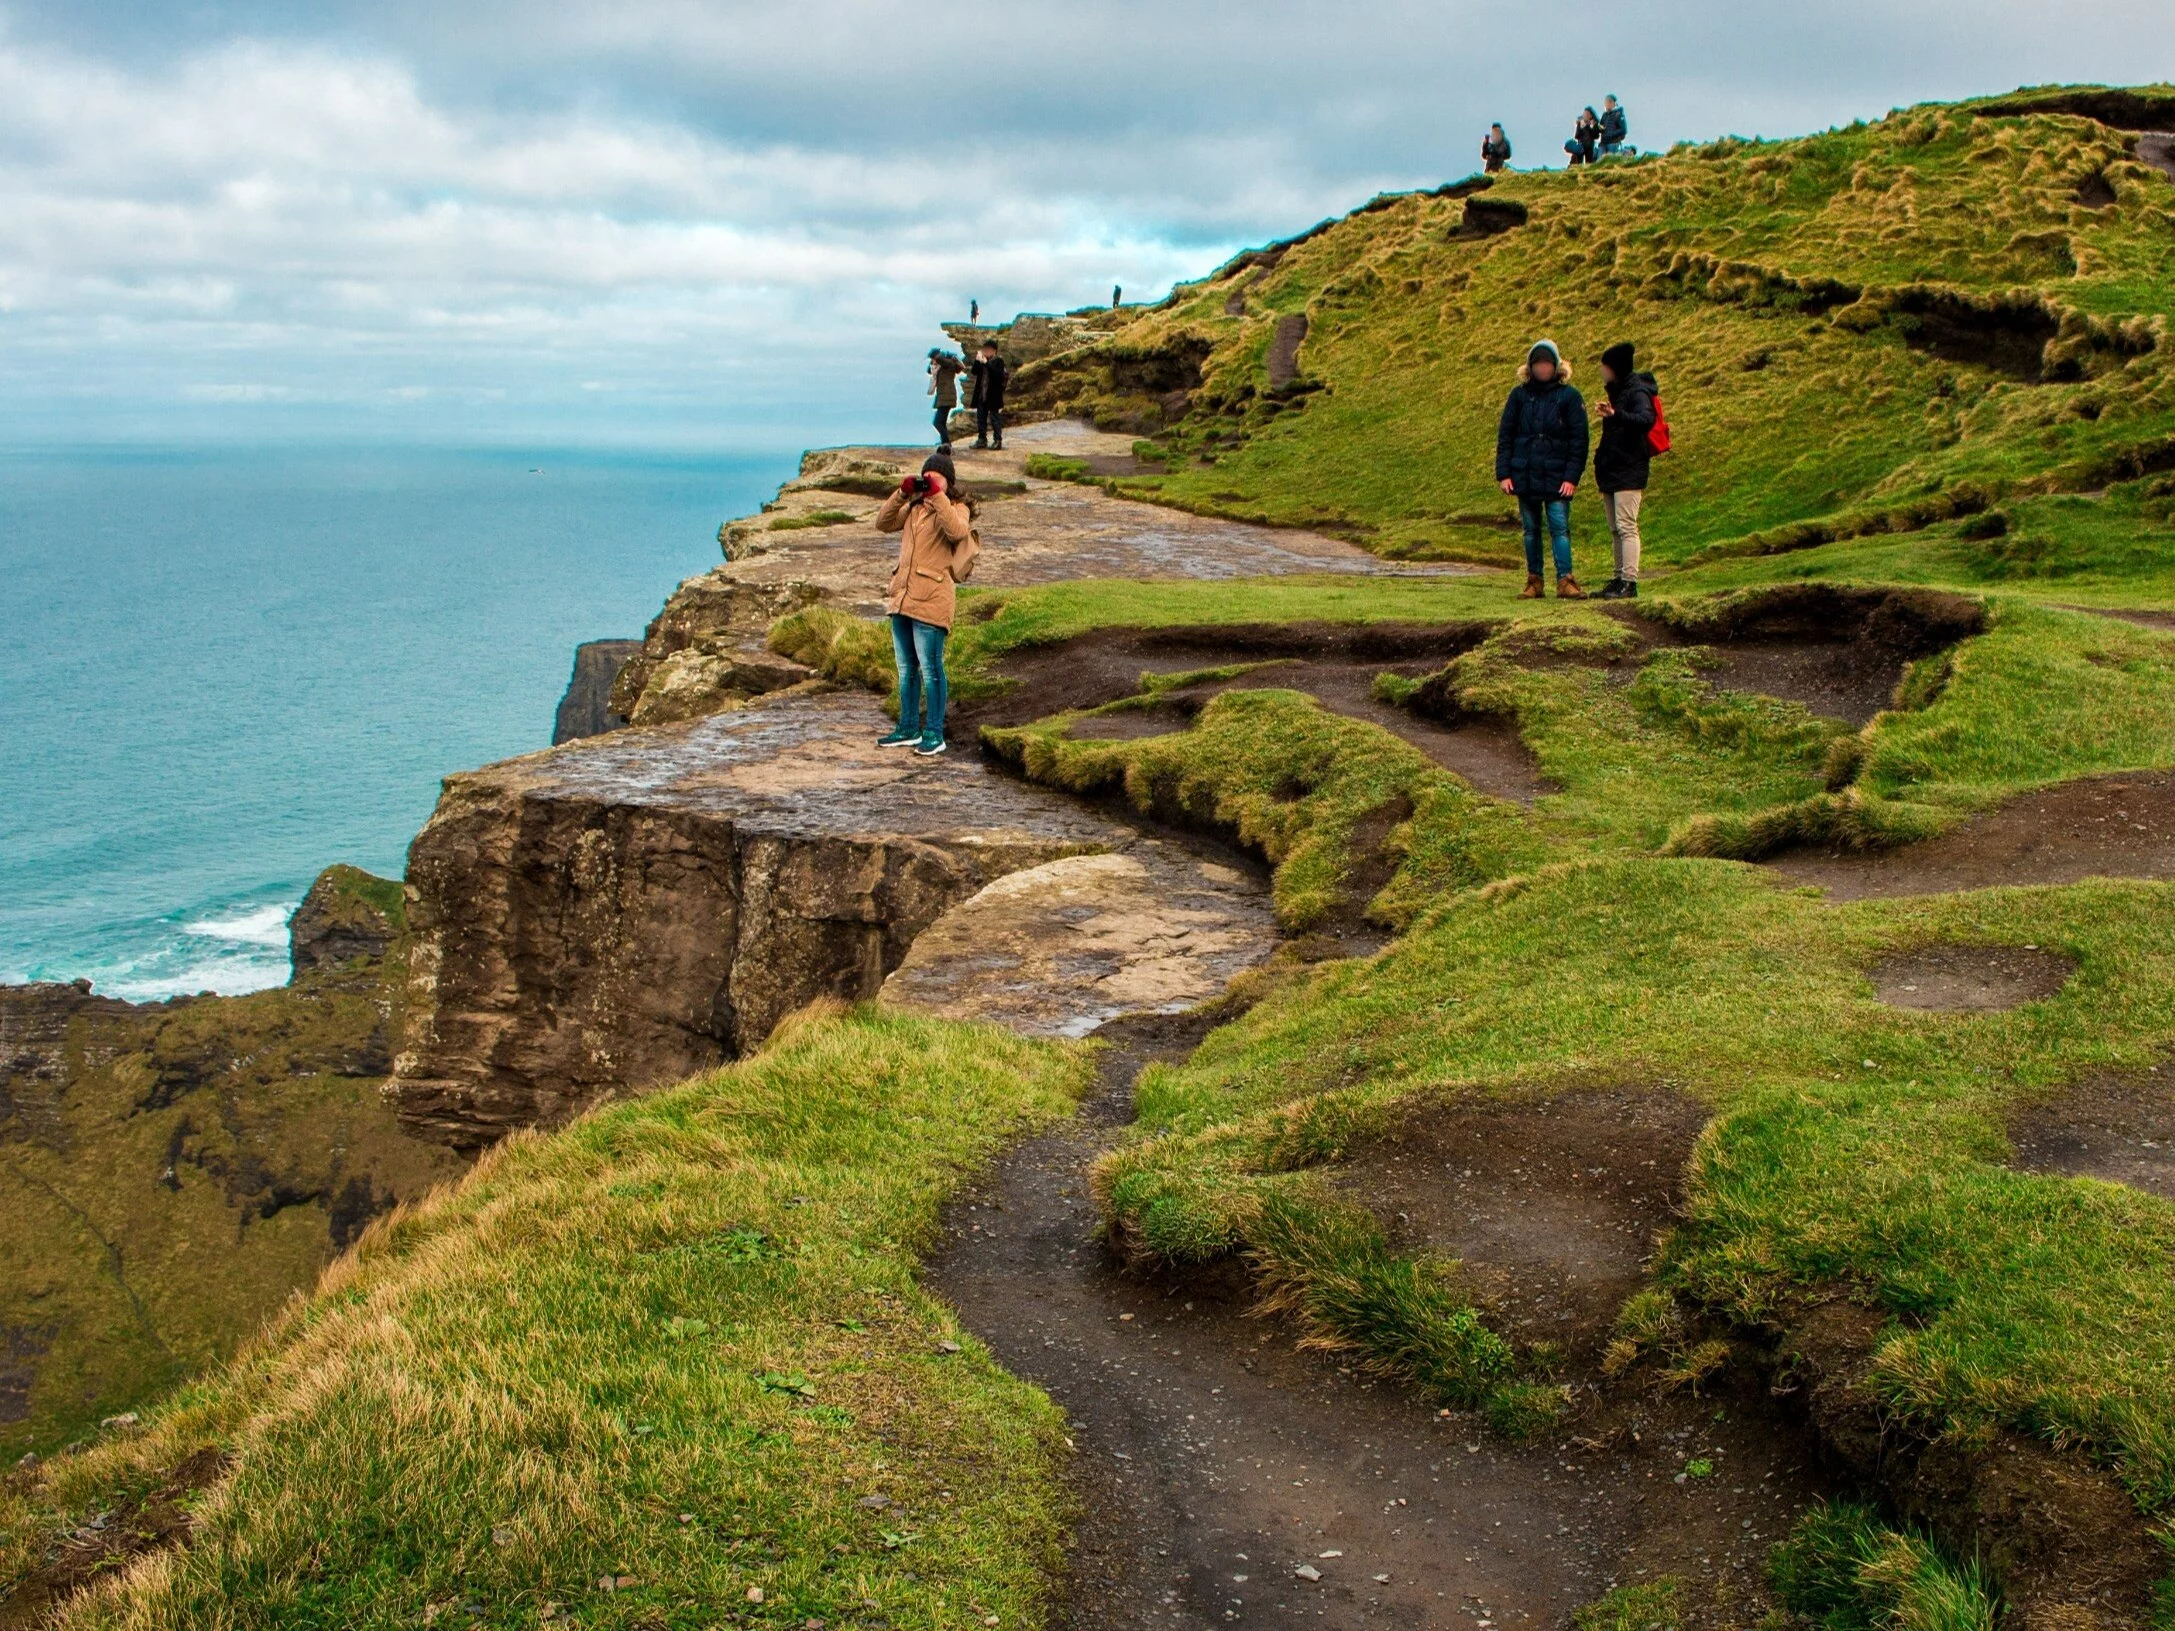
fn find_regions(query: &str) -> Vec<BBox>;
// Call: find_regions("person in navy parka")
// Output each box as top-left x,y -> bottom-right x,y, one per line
1495,338 -> 1589,598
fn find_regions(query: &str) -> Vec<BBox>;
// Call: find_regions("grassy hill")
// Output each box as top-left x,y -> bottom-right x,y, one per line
9,86 -> 2175,1631
995,86 -> 2175,603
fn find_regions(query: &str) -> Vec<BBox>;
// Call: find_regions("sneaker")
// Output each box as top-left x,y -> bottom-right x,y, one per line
877,728 -> 919,748
991,438 -> 1004,450
1595,577 -> 1628,600
972,439 -> 989,450
1619,579 -> 1638,599
913,734 -> 948,756
1556,576 -> 1587,600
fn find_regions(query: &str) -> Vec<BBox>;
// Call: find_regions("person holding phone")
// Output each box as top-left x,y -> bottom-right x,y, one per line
874,452 -> 980,755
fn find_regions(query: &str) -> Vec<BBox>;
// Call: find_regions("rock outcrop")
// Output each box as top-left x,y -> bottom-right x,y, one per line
552,639 -> 644,743
608,576 -> 824,727
288,864 -> 405,974
391,689 -> 1147,1149
1,960 -> 462,1455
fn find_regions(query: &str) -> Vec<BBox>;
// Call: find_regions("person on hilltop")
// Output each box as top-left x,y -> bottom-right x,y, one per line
1481,122 -> 1513,173
1592,342 -> 1659,600
1599,95 -> 1629,157
875,452 -> 981,756
1496,339 -> 1588,600
969,340 -> 1008,451
1566,107 -> 1601,166
926,348 -> 965,444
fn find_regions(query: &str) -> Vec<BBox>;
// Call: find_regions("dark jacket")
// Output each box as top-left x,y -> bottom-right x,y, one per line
969,356 -> 1008,408
929,357 -> 963,409
1594,372 -> 1658,492
1496,368 -> 1589,497
1482,132 -> 1512,165
1599,106 -> 1627,146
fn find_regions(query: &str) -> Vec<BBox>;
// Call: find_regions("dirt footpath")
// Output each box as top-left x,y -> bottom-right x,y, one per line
929,1023 -> 1833,1630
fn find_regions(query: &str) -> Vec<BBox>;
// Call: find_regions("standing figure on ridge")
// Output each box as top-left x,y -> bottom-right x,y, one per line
926,348 -> 964,444
969,340 -> 1008,451
1497,339 -> 1588,600
1599,95 -> 1628,157
1592,342 -> 1659,600
875,452 -> 980,757
1481,122 -> 1513,173
1566,107 -> 1601,166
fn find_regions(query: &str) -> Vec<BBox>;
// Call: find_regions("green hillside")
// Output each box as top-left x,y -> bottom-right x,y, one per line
1001,87 -> 2175,602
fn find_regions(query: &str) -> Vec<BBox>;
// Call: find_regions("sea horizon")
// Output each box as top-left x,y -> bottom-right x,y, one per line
0,439 -> 805,1001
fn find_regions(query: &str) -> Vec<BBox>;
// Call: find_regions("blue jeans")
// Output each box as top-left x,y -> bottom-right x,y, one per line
890,614 -> 948,738
1519,497 -> 1574,578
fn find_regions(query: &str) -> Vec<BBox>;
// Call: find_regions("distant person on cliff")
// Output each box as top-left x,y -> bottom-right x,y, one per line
1481,123 -> 1512,173
1599,96 -> 1628,157
927,348 -> 965,444
969,340 -> 1008,450
1592,342 -> 1659,600
875,452 -> 981,755
1565,108 -> 1601,166
1496,339 -> 1588,599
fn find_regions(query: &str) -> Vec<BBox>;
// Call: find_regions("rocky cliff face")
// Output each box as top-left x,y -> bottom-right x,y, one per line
0,890 -> 463,1455
552,639 -> 644,743
390,689 -> 1136,1149
288,863 -> 406,974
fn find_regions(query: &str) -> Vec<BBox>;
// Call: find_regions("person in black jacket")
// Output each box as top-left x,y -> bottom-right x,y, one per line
968,341 -> 1008,450
1496,339 -> 1588,598
1566,108 -> 1601,166
1599,96 -> 1628,157
1482,123 -> 1512,173
1591,341 -> 1658,599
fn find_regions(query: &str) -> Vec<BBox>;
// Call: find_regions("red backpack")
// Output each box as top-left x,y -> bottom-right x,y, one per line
1640,371 -> 1672,456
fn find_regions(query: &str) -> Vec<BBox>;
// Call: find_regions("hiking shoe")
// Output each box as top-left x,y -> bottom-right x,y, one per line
1518,574 -> 1546,600
1619,579 -> 1638,599
877,728 -> 919,748
972,439 -> 989,449
991,439 -> 1004,450
1595,577 -> 1628,600
913,734 -> 948,756
1557,576 -> 1587,599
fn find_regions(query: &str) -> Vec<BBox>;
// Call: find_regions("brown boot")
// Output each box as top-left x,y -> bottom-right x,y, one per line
1557,575 -> 1587,599
1519,574 -> 1546,600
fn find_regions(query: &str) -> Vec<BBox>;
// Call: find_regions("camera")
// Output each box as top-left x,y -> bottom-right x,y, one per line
900,472 -> 940,497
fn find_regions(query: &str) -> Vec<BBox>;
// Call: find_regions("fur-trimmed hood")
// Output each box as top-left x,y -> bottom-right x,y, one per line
1516,337 -> 1571,385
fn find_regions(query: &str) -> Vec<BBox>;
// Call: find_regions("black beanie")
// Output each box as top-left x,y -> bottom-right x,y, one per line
1602,342 -> 1636,378
922,451 -> 958,487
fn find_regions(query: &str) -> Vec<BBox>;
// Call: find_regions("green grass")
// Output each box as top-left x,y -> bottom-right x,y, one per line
1092,859 -> 2175,1501
985,687 -> 1549,931
1771,1502 -> 1997,1630
0,1006 -> 1091,1629
1574,1576 -> 1685,1631
997,93 -> 2175,580
767,509 -> 858,531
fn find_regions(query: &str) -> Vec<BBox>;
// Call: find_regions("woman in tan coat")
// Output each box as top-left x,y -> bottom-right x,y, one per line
874,452 -> 980,755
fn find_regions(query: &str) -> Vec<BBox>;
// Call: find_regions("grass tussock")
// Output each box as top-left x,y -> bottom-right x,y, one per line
1770,1501 -> 1997,1631
0,1007 -> 1090,1630
768,602 -> 895,693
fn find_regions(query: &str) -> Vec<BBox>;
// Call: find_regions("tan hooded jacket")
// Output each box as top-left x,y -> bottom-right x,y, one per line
875,487 -> 979,629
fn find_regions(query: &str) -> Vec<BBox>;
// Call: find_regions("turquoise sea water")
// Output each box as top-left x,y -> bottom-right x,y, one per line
0,445 -> 793,999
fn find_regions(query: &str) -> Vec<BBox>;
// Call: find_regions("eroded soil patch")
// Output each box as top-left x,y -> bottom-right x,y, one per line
2009,1068 -> 2175,1200
931,1031 -> 1835,1628
1615,586 -> 1985,728
1771,770 -> 2175,898
1868,944 -> 2076,1012
0,1446 -> 230,1627
1332,1088 -> 1709,1359
961,621 -> 1558,805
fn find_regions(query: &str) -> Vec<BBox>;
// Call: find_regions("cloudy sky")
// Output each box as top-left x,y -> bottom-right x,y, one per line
0,1 -> 2166,448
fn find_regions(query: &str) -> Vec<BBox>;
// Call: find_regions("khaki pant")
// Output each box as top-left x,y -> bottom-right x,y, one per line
1603,488 -> 1644,582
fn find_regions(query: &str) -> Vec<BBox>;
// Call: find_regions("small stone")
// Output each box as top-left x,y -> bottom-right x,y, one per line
747,1586 -> 766,1603
1318,1549 -> 1342,1558
857,1494 -> 892,1509
491,1525 -> 514,1547
1294,1564 -> 1322,1582
938,1340 -> 962,1354
678,1512 -> 694,1523
99,1412 -> 139,1431
1118,1313 -> 1134,1322
1372,1573 -> 1391,1583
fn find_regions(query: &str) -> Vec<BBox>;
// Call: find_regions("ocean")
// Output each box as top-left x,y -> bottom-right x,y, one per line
0,444 -> 794,1000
